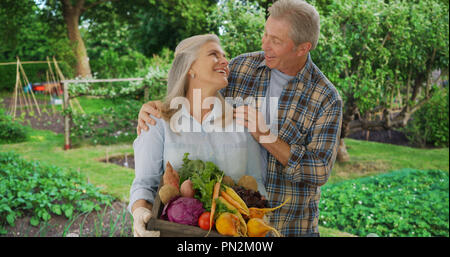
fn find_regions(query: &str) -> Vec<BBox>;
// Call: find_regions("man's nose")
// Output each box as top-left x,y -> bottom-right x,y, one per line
261,38 -> 269,51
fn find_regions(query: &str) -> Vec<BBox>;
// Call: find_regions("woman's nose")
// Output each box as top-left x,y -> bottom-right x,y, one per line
220,56 -> 229,66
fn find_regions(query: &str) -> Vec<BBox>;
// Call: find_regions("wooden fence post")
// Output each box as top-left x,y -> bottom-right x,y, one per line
63,82 -> 70,150
144,84 -> 149,102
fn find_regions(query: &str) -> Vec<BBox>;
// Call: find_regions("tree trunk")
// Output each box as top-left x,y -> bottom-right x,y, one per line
61,0 -> 92,78
336,138 -> 350,162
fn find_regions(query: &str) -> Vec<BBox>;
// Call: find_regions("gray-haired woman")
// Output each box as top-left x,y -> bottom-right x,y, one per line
128,34 -> 267,237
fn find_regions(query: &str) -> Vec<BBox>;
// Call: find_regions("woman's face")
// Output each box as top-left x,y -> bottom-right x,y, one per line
189,41 -> 229,92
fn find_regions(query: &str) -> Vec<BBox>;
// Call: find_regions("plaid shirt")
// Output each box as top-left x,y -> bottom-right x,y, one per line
220,51 -> 342,236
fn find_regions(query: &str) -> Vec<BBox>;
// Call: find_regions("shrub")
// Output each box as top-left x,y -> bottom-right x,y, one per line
0,107 -> 27,144
320,169 -> 449,237
70,98 -> 141,145
0,151 -> 114,234
403,86 -> 449,148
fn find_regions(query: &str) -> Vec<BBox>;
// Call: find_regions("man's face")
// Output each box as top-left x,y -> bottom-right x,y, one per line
261,16 -> 300,75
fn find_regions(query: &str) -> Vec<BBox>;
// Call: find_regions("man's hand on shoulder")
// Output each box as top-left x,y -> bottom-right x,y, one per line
137,100 -> 162,135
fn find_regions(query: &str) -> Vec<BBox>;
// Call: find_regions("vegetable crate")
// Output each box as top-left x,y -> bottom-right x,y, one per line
147,180 -> 224,237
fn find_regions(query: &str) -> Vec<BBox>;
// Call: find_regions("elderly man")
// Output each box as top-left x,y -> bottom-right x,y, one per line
135,0 -> 342,237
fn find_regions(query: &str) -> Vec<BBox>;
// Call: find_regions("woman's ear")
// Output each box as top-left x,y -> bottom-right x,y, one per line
189,70 -> 196,78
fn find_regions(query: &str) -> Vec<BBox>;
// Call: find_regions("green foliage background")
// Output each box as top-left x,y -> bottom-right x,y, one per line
403,86 -> 449,147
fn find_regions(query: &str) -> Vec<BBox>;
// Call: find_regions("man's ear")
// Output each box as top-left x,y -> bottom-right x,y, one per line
296,42 -> 312,57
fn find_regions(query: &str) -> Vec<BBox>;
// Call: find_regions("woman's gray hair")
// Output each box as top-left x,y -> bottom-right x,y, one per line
161,34 -> 221,121
269,0 -> 320,50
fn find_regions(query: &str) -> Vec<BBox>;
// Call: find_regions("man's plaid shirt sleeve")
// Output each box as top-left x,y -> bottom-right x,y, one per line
282,95 -> 342,187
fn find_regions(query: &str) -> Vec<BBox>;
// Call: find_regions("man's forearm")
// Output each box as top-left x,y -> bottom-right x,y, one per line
260,133 -> 291,166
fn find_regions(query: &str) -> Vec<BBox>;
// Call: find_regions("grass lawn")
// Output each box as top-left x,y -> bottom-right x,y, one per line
330,138 -> 449,184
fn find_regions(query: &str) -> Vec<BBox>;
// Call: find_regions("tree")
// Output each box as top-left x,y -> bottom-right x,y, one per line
311,0 -> 449,161
207,0 -> 266,58
38,0 -> 148,78
131,0 -> 218,57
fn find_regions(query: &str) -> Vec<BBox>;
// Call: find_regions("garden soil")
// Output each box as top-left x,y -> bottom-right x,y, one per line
1,201 -> 133,237
1,97 -> 65,134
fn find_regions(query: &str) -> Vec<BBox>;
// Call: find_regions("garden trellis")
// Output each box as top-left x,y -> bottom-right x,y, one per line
2,57 -> 84,119
61,77 -> 144,150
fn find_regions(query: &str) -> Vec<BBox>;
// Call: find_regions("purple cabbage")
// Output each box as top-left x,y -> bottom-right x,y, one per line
161,196 -> 205,226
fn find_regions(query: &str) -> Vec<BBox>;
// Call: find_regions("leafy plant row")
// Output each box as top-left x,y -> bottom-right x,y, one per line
70,99 -> 142,145
320,168 -> 449,237
0,152 -> 114,234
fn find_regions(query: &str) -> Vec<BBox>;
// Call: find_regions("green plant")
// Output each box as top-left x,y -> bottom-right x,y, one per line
320,168 -> 449,237
402,86 -> 449,147
0,107 -> 27,144
0,151 -> 114,234
70,98 -> 141,145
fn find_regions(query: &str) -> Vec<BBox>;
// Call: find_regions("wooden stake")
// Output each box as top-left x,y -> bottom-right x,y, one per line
63,82 -> 70,150
53,56 -> 85,114
46,71 -> 56,113
11,59 -> 20,119
17,57 -> 41,116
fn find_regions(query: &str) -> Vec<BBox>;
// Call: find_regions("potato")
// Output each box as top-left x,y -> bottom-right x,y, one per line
180,179 -> 195,198
222,175 -> 236,187
238,175 -> 258,192
159,184 -> 180,205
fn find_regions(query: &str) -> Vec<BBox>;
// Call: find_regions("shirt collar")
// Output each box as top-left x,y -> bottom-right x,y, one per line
179,95 -> 224,126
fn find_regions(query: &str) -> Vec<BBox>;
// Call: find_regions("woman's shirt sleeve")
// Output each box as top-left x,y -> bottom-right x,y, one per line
127,117 -> 165,213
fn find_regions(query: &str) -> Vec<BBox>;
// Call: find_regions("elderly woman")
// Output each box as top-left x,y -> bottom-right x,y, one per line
128,34 -> 267,237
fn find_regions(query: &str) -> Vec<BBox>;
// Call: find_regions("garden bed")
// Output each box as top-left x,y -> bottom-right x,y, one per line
347,129 -> 411,147
1,97 -> 65,134
100,154 -> 135,169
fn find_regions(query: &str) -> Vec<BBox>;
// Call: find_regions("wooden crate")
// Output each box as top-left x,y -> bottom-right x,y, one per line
147,180 -> 224,237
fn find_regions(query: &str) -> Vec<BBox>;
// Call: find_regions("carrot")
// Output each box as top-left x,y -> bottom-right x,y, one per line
208,181 -> 221,233
220,190 -> 249,216
205,176 -> 222,237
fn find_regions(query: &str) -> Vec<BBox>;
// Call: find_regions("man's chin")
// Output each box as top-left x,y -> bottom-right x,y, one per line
266,61 -> 277,69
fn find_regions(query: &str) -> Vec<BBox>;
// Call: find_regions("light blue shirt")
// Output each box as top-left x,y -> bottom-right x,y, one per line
259,68 -> 296,180
128,98 -> 268,213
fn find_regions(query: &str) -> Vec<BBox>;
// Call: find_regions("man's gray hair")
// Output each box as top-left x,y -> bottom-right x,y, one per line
161,34 -> 220,121
269,0 -> 320,50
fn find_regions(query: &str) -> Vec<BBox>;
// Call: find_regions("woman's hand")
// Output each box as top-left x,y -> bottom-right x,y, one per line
137,100 -> 163,136
132,207 -> 160,237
